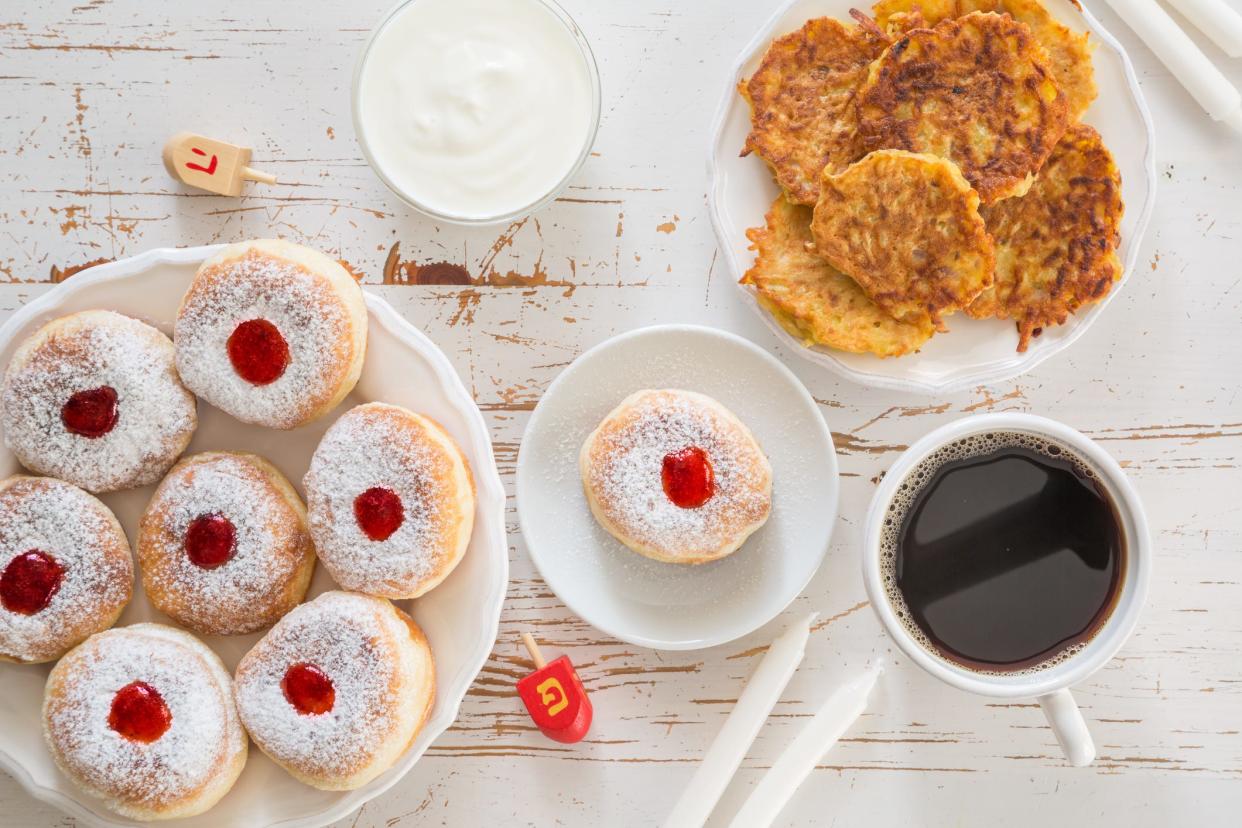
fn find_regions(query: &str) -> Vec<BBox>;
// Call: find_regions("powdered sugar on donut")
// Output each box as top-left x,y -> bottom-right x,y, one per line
174,247 -> 356,429
1,310 -> 197,493
0,477 -> 132,662
42,624 -> 244,818
139,453 -> 313,635
233,591 -> 418,781
304,404 -> 470,597
581,389 -> 772,562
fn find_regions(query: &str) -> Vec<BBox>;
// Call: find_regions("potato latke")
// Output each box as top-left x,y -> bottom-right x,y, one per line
855,12 -> 1070,204
742,195 -> 935,357
740,17 -> 886,205
810,150 -> 994,330
968,123 -> 1123,351
872,0 -> 1097,119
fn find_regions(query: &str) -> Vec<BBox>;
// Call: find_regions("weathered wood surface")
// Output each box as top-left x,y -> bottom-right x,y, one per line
1,0 -> 1240,825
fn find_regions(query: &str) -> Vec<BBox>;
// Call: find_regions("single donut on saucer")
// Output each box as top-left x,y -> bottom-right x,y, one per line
0,475 -> 132,663
42,623 -> 248,821
137,451 -> 316,636
580,389 -> 773,564
173,239 -> 368,430
1,309 -> 197,493
303,402 -> 475,599
233,590 -> 435,791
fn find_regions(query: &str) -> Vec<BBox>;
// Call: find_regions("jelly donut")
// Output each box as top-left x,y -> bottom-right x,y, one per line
233,590 -> 435,790
0,475 -> 132,663
580,389 -> 773,564
138,451 -> 316,636
1,310 -> 197,493
303,403 -> 475,599
42,623 -> 247,821
174,239 -> 368,430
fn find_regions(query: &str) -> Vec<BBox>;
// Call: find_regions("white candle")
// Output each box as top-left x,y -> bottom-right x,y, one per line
663,613 -> 816,828
1103,0 -> 1242,132
728,664 -> 883,828
1164,0 -> 1242,58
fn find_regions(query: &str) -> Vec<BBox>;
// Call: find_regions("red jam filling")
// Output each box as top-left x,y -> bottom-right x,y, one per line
108,681 -> 172,743
227,319 -> 290,385
282,663 -> 335,715
184,513 -> 237,569
353,487 -> 404,541
661,446 -> 716,509
61,386 -> 119,438
0,550 -> 64,615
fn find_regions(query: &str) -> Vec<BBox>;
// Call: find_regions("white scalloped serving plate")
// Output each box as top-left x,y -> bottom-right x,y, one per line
709,0 -> 1157,393
0,245 -> 508,828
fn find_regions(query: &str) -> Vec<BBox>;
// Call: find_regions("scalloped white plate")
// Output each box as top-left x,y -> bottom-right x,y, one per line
0,246 -> 508,828
516,325 -> 838,651
709,0 -> 1157,393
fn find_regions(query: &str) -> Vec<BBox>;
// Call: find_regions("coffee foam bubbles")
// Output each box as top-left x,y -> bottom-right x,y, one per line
879,430 -> 1102,677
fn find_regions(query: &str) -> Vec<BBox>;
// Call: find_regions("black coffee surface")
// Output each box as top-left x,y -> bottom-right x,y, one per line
895,444 -> 1124,671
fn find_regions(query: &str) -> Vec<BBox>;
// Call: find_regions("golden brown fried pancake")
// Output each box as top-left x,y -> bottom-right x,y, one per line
811,150 -> 994,330
740,18 -> 887,205
855,12 -> 1070,204
967,123 -> 1123,351
742,196 -> 935,357
873,0 -> 1097,119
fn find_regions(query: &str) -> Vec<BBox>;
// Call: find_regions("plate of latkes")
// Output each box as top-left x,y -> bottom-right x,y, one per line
709,0 -> 1157,392
0,245 -> 508,828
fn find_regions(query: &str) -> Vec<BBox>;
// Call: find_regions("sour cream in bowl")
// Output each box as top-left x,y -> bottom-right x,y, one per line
352,0 -> 601,224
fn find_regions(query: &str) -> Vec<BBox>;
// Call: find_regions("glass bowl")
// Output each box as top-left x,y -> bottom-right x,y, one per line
351,0 -> 602,226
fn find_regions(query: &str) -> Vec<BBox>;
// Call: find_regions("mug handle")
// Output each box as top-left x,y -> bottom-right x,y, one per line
1037,689 -> 1096,766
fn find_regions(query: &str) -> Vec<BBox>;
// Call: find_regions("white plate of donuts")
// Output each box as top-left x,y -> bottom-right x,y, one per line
0,241 -> 508,827
516,324 -> 839,651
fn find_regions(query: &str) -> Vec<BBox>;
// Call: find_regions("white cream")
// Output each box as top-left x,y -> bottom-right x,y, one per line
355,0 -> 596,221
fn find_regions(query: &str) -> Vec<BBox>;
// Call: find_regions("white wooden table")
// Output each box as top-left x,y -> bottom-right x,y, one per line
1,1 -> 1240,825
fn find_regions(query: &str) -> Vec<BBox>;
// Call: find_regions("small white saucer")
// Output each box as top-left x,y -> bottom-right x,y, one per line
516,324 -> 839,650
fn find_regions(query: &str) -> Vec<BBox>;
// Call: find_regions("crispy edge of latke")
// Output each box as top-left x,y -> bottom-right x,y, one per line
741,195 -> 934,358
996,0 -> 1096,119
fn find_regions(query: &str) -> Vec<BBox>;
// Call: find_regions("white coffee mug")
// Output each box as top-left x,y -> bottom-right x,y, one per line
861,413 -> 1152,766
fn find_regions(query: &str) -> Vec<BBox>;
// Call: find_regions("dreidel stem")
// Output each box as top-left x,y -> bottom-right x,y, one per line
521,633 -> 547,670
242,166 -> 277,185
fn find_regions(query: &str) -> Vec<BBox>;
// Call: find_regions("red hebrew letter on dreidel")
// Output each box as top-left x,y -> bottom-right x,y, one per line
185,147 -> 219,175
516,633 -> 592,743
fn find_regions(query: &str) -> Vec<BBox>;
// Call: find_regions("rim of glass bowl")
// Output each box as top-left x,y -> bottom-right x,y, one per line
351,0 -> 603,226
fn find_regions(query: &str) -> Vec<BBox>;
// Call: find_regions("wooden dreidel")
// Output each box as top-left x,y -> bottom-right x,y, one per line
517,633 -> 592,744
162,132 -> 277,196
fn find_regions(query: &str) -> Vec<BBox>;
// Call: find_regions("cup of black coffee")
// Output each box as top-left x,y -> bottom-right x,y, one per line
862,413 -> 1151,766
